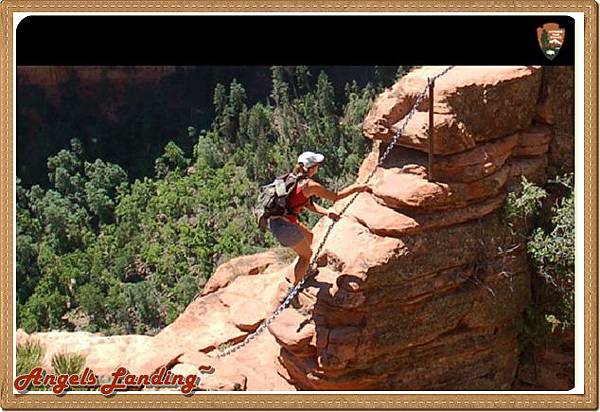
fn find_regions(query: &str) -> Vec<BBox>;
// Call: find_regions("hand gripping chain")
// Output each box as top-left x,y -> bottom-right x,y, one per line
213,66 -> 455,359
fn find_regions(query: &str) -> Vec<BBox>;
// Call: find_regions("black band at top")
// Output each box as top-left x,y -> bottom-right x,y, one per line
16,15 -> 575,66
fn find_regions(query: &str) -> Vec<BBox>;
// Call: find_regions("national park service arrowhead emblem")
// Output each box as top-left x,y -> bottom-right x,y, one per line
537,23 -> 565,60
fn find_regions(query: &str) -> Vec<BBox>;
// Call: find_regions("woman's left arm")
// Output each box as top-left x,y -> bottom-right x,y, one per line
305,198 -> 327,215
305,198 -> 340,220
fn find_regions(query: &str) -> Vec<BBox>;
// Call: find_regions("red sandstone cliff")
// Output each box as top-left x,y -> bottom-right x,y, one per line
16,66 -> 574,391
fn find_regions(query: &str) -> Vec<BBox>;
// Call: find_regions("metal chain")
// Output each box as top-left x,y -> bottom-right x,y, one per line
213,66 -> 455,359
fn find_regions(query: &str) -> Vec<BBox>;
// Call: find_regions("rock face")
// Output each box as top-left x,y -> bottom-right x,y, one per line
17,66 -> 181,107
266,66 -> 573,390
534,66 -> 575,175
513,328 -> 574,390
16,66 -> 573,391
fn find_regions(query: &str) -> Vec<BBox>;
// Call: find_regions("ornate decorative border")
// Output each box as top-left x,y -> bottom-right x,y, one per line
0,1 -> 597,409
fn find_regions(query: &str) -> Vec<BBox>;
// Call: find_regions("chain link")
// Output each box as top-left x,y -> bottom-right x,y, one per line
212,66 -> 455,359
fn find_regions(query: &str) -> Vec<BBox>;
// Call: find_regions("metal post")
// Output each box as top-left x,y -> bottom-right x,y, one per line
428,78 -> 435,181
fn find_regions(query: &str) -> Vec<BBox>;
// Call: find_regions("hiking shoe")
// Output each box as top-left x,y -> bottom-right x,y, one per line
306,266 -> 319,279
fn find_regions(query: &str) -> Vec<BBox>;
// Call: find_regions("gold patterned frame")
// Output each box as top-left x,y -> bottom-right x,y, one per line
0,1 -> 597,409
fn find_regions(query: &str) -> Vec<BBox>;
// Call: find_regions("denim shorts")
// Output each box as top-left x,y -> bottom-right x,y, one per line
268,216 -> 305,247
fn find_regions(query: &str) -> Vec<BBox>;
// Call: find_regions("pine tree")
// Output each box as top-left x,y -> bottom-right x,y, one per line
295,66 -> 311,93
270,66 -> 289,107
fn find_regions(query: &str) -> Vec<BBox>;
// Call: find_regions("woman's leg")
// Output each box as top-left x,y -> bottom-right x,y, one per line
290,231 -> 313,285
290,238 -> 311,285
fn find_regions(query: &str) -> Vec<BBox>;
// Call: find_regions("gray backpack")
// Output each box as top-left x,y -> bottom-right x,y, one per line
255,173 -> 299,231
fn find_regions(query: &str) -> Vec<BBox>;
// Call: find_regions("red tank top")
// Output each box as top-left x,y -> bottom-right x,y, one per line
285,180 -> 311,224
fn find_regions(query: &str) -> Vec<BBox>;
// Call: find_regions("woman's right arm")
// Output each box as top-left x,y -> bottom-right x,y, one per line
306,180 -> 372,202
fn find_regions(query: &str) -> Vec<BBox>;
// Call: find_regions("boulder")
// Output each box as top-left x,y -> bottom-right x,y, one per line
202,249 -> 284,295
268,308 -> 316,356
218,271 -> 286,331
389,112 -> 474,155
363,66 -> 543,155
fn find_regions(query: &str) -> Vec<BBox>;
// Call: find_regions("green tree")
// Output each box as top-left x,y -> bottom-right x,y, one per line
295,66 -> 311,93
46,139 -> 86,205
154,141 -> 190,178
84,159 -> 127,224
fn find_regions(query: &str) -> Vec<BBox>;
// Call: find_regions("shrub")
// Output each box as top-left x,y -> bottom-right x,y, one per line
51,351 -> 86,375
504,176 -> 547,227
508,173 -> 575,347
16,340 -> 44,376
527,173 -> 575,332
16,340 -> 47,391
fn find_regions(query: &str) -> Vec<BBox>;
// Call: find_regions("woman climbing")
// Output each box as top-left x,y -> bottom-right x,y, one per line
268,151 -> 373,286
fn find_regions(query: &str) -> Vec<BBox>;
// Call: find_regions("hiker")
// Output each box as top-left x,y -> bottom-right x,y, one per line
268,151 -> 373,285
